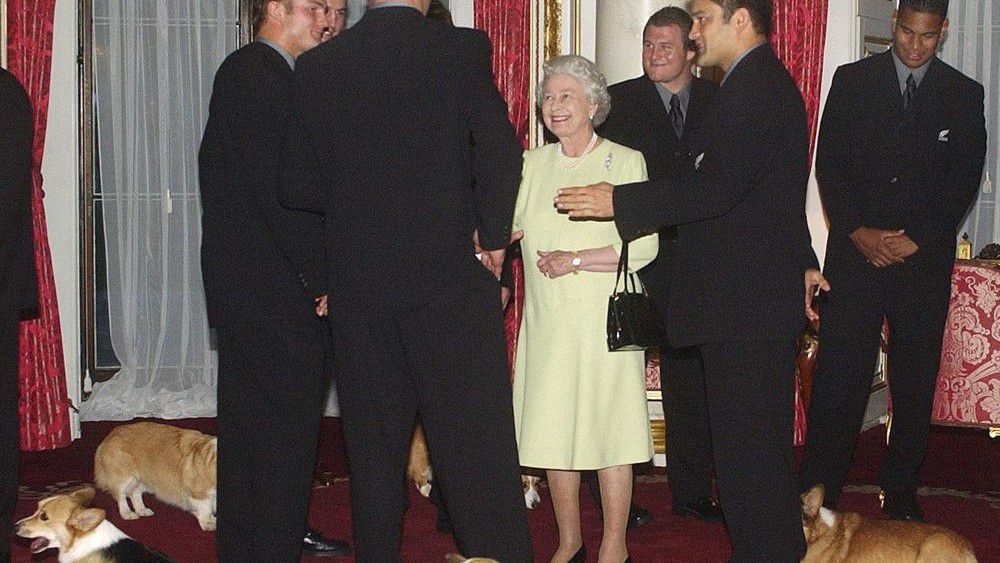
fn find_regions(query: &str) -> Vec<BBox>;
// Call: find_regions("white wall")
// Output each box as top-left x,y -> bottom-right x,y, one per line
42,0 -> 81,439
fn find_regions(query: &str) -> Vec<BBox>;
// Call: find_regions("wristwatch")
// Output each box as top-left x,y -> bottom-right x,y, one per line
570,252 -> 582,274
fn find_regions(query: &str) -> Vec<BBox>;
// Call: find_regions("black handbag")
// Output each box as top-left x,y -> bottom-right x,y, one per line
607,240 -> 665,351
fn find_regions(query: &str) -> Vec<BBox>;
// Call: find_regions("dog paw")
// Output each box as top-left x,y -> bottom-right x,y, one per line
198,516 -> 217,531
137,508 -> 154,517
121,511 -> 140,520
418,483 -> 432,497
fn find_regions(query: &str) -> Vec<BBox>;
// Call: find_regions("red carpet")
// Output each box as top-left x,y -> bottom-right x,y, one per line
10,419 -> 1000,562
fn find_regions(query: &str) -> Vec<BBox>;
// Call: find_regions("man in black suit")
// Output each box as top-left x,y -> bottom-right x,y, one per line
800,0 -> 987,522
283,1 -> 532,560
0,68 -> 37,563
556,1 -> 819,560
198,1 -> 350,560
598,6 -> 722,525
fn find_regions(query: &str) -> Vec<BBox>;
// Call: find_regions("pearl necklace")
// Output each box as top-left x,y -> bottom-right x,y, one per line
558,133 -> 599,170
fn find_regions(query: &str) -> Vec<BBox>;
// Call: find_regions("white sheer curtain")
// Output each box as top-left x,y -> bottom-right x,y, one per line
941,0 -> 999,254
81,1 -> 236,420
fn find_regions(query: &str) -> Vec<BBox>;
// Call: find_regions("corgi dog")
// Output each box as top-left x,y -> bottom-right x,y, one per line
407,422 -> 543,509
94,421 -> 217,531
801,485 -> 977,562
445,555 -> 500,563
15,487 -> 173,563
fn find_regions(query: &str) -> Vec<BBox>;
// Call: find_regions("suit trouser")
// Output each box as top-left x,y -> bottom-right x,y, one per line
0,316 -> 18,563
660,341 -> 714,505
215,318 -> 331,563
800,251 -> 952,505
700,338 -> 804,563
330,282 -> 532,563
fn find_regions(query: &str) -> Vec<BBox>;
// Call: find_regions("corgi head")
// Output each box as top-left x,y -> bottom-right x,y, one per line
801,485 -> 838,544
15,487 -> 107,555
522,474 -> 542,509
445,554 -> 500,563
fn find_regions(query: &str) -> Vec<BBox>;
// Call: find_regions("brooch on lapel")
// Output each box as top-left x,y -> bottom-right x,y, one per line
938,129 -> 950,142
604,151 -> 613,170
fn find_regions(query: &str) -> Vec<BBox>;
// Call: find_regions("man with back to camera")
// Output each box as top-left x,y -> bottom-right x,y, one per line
198,0 -> 350,559
596,5 -> 722,526
555,1 -> 822,560
0,67 -> 37,563
799,0 -> 986,522
282,0 -> 533,560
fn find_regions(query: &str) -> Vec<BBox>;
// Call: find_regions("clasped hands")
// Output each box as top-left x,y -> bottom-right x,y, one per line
851,227 -> 919,267
536,250 -> 577,279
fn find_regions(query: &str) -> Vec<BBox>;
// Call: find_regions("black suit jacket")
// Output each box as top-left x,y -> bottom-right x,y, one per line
0,68 -> 37,317
817,51 -> 986,275
599,74 -> 716,304
614,44 -> 818,346
198,42 -> 327,328
284,7 -> 522,313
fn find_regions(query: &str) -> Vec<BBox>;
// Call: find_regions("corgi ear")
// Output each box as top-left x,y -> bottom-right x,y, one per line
801,484 -> 825,518
70,487 -> 96,507
68,508 -> 106,533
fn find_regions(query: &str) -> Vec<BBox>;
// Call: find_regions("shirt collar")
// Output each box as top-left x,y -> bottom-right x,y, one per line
256,37 -> 296,70
654,79 -> 691,117
721,41 -> 767,86
891,48 -> 933,92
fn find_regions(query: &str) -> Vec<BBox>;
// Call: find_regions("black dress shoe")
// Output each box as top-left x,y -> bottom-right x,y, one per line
626,504 -> 654,529
672,497 -> 724,522
302,528 -> 351,557
882,492 -> 924,522
567,545 -> 586,563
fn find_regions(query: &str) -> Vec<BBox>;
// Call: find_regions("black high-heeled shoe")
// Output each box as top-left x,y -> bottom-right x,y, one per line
567,545 -> 586,563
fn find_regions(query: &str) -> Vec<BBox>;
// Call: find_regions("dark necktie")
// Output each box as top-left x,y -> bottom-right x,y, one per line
903,73 -> 917,109
669,94 -> 684,138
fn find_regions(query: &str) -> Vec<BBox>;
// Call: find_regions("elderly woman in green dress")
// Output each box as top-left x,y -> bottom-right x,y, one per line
512,55 -> 658,563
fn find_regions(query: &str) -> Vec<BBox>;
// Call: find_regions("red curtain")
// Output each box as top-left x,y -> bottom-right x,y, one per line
771,0 -> 830,444
474,0 -> 531,376
771,0 -> 830,163
7,0 -> 71,451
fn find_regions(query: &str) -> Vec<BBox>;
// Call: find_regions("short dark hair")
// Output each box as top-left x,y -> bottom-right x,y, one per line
704,0 -> 773,37
898,0 -> 949,18
427,0 -> 453,24
251,0 -> 290,36
645,7 -> 695,51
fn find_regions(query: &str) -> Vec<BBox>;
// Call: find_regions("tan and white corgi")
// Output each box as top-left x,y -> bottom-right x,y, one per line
15,487 -> 173,563
407,422 -> 543,509
801,485 -> 977,562
94,421 -> 217,531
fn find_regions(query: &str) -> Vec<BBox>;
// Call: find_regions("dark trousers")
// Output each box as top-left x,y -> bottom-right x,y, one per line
330,283 -> 532,563
660,342 -> 714,505
215,318 -> 331,563
700,338 -> 804,563
800,251 -> 952,505
1,316 -> 18,563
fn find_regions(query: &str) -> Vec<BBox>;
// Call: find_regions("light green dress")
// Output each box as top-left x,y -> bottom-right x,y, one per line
512,139 -> 658,470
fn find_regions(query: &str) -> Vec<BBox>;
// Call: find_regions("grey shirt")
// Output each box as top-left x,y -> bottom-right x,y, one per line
892,49 -> 932,94
257,38 -> 296,70
655,80 -> 691,122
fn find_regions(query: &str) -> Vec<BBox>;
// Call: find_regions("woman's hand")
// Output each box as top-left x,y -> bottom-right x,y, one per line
536,250 -> 577,279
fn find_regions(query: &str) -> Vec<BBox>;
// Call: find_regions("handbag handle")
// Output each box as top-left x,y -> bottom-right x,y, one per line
613,241 -> 645,295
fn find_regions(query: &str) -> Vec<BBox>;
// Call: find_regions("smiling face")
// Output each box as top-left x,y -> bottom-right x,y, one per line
892,7 -> 947,69
688,0 -> 738,70
642,23 -> 695,89
540,73 -> 598,142
275,0 -> 329,56
322,0 -> 347,40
